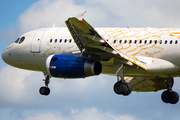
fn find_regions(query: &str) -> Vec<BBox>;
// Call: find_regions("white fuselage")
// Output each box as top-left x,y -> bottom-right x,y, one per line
2,27 -> 180,77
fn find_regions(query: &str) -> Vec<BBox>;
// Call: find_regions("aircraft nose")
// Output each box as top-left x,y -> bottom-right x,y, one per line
2,50 -> 9,64
1,44 -> 16,65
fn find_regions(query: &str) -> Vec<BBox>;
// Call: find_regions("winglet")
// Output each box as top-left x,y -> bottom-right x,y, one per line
75,11 -> 86,22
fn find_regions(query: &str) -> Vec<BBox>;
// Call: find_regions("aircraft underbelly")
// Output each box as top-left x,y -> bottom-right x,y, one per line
101,65 -> 180,77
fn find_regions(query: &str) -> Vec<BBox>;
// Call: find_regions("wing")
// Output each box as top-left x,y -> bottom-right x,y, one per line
65,12 -> 147,70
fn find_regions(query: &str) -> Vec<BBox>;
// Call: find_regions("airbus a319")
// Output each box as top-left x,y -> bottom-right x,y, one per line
2,12 -> 180,104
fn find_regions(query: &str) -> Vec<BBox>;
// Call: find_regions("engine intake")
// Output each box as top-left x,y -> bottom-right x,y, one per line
45,54 -> 102,78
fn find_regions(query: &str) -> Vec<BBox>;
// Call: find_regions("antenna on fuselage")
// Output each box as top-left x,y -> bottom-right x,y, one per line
52,23 -> 56,28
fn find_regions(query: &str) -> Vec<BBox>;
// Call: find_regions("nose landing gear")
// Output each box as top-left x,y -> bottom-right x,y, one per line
39,76 -> 50,96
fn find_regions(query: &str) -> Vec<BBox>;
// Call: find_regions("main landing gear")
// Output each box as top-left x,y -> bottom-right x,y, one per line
39,76 -> 50,96
114,76 -> 132,96
161,90 -> 179,104
113,63 -> 132,96
161,78 -> 179,104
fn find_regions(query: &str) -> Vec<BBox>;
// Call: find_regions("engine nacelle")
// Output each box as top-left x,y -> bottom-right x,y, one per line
45,55 -> 102,78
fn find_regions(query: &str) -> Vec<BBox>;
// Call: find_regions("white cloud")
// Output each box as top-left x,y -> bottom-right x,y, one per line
24,108 -> 136,120
18,0 -> 87,33
18,0 -> 180,35
0,65 -> 111,105
1,64 -> 180,120
0,66 -> 33,103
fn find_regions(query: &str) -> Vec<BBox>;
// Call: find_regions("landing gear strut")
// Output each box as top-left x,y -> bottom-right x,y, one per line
39,76 -> 50,96
113,64 -> 132,96
161,78 -> 179,104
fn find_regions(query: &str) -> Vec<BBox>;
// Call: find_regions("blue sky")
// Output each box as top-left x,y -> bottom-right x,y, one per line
1,0 -> 180,120
0,0 -> 38,30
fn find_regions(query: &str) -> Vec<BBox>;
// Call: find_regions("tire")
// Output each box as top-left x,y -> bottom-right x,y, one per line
39,87 -> 46,95
114,82 -> 125,95
39,87 -> 50,96
161,90 -> 171,103
44,87 -> 50,96
122,83 -> 132,96
170,91 -> 179,104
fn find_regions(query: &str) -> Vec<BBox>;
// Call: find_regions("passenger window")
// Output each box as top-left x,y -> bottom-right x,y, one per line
165,40 -> 167,44
129,40 -> 132,44
139,40 -> 142,44
55,39 -> 57,43
124,40 -> 127,44
69,39 -> 72,43
149,40 -> 152,44
144,40 -> 147,44
114,40 -> 116,43
134,40 -> 137,44
60,39 -> 62,43
19,36 -> 25,44
154,40 -> 157,44
15,38 -> 20,43
64,39 -> 67,43
50,39 -> 53,43
170,40 -> 173,44
159,40 -> 162,44
119,40 -> 122,43
175,40 -> 178,44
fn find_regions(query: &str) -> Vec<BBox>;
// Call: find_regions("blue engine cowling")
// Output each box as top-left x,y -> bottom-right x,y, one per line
45,54 -> 102,78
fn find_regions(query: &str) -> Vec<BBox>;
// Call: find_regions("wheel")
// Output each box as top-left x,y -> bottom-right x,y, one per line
161,90 -> 179,104
170,91 -> 179,104
39,87 -> 46,95
114,82 -> 125,94
122,83 -> 132,96
161,90 -> 171,103
39,87 -> 50,96
44,87 -> 50,96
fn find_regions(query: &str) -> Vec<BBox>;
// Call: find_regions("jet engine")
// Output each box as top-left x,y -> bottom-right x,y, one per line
45,54 -> 102,78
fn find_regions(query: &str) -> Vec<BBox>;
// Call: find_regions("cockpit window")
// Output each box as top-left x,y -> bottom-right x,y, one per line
19,36 -> 25,44
15,38 -> 20,43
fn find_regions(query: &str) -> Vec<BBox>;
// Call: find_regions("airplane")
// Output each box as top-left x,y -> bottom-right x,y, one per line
2,12 -> 180,104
